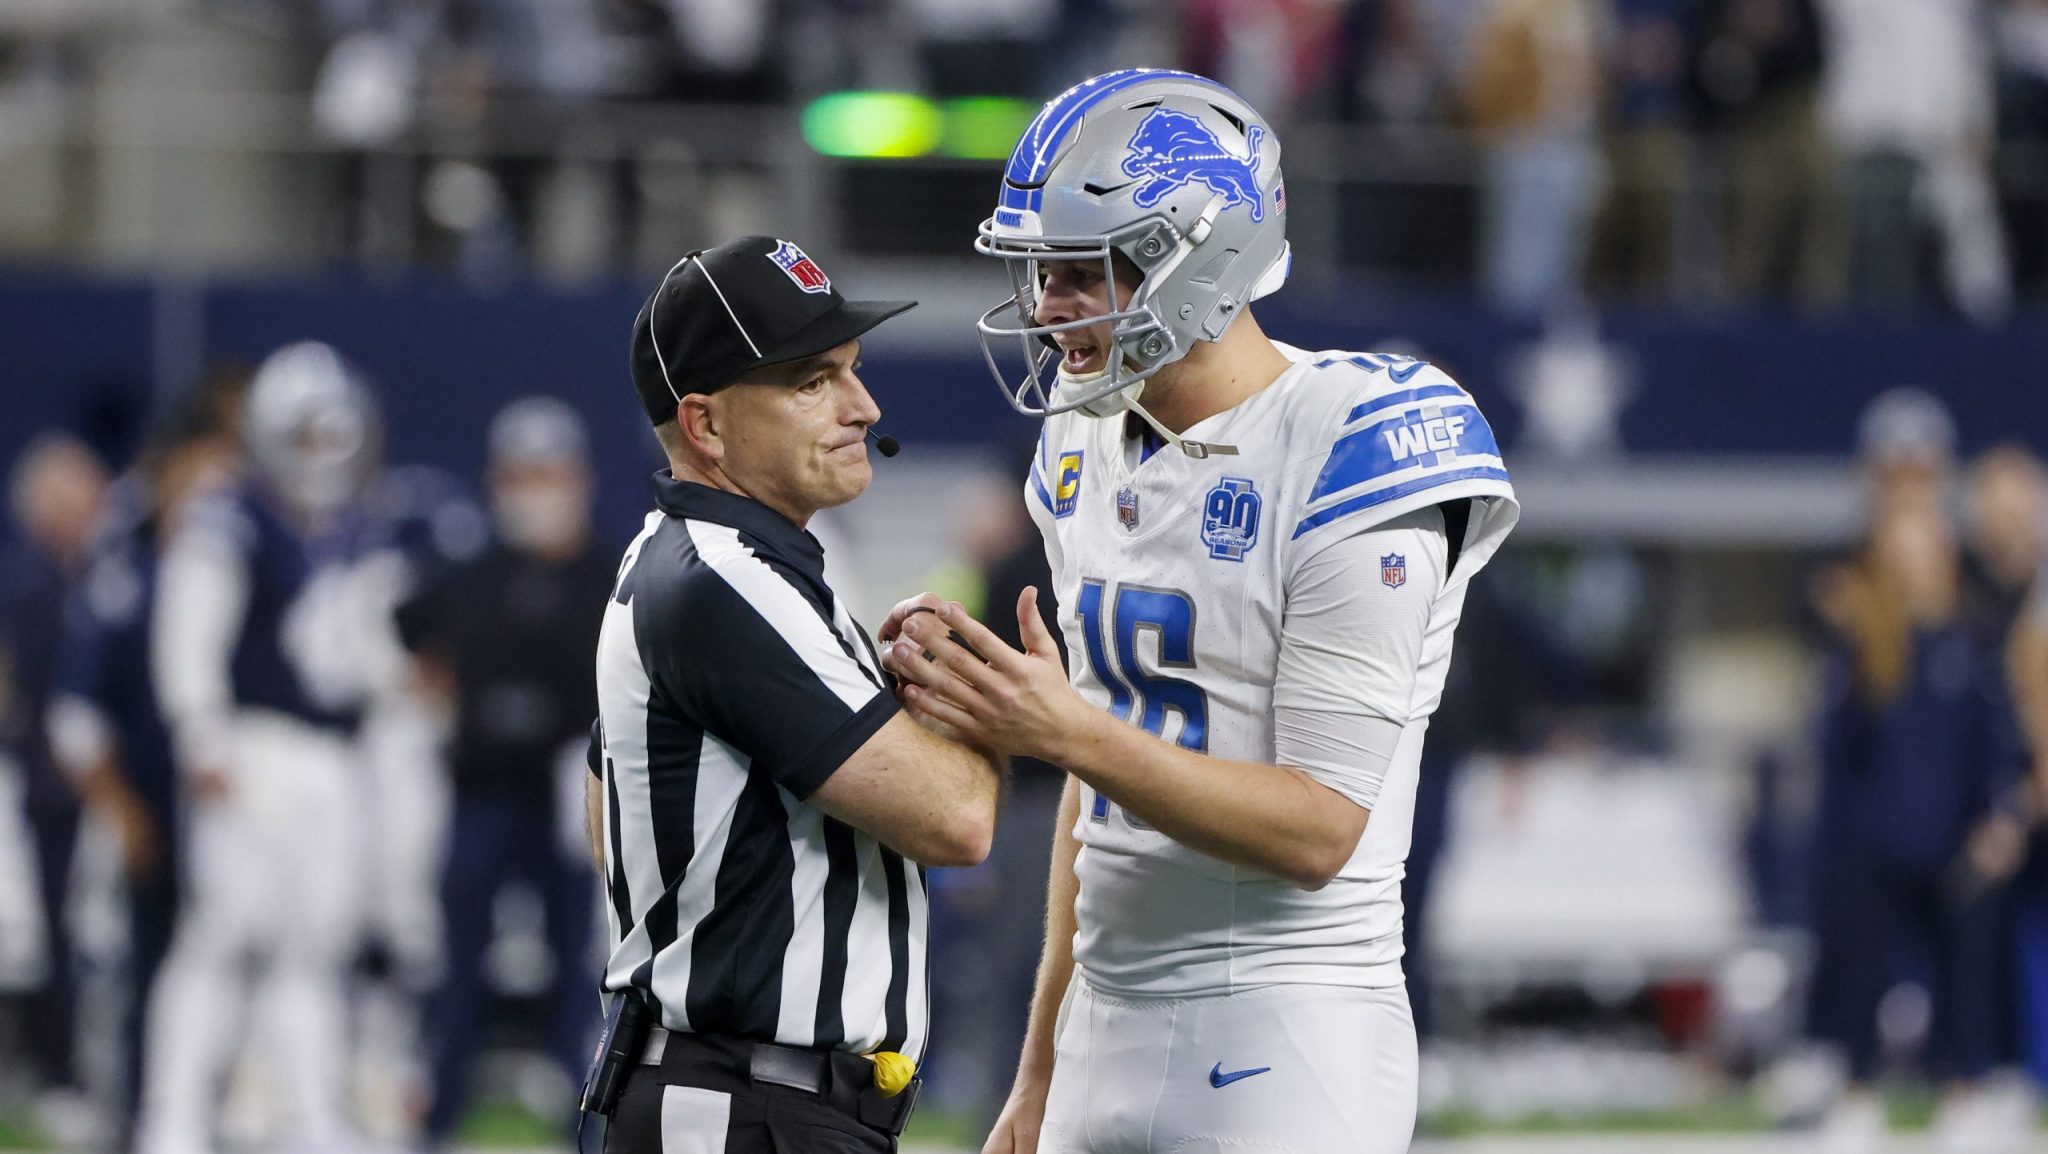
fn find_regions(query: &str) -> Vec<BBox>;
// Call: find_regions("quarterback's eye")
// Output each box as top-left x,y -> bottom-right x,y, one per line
1039,261 -> 1102,295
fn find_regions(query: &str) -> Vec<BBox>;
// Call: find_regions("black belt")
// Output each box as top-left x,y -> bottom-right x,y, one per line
639,1027 -> 920,1138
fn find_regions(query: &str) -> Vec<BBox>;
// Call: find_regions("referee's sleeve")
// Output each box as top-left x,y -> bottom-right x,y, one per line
655,528 -> 898,800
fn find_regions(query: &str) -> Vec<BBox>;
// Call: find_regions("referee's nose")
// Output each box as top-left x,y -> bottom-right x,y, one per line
842,363 -> 882,430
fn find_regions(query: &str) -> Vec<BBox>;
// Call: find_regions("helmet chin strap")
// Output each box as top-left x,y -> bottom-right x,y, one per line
1055,365 -> 1239,459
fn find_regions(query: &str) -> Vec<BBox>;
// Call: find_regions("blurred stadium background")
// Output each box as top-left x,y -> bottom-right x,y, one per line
2,0 -> 2048,1151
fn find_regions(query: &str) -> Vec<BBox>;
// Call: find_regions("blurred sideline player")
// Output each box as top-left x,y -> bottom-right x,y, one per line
48,383 -> 243,1151
882,70 -> 1520,1153
396,396 -> 609,1147
1,433 -> 109,1115
349,446 -> 488,1139
139,343 -> 383,1154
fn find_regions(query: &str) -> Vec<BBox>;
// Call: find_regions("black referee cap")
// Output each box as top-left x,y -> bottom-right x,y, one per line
630,236 -> 916,424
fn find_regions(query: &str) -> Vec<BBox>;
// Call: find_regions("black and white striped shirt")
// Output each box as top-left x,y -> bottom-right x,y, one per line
594,474 -> 927,1060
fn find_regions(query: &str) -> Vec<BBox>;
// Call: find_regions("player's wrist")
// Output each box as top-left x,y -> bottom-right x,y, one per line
1044,704 -> 1114,772
1007,1058 -> 1055,1097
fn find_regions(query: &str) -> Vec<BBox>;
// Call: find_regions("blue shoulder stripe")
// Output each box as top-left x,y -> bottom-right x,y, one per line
1292,466 -> 1511,540
1346,384 -> 1467,424
1308,403 -> 1502,506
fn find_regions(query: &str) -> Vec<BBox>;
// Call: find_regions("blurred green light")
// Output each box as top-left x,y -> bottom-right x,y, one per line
802,93 -> 944,159
942,97 -> 1036,160
801,93 -> 1037,161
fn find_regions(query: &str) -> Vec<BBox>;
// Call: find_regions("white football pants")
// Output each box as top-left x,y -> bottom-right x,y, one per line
1040,979 -> 1418,1154
137,712 -> 363,1154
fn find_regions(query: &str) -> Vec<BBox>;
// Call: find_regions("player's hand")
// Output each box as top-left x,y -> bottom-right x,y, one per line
981,1078 -> 1050,1154
108,790 -> 163,879
1966,812 -> 2028,886
187,765 -> 232,805
877,592 -> 946,647
892,588 -> 1091,765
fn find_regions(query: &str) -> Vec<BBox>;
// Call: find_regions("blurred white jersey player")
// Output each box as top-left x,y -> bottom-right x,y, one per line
140,343 -> 383,1154
971,70 -> 1520,1153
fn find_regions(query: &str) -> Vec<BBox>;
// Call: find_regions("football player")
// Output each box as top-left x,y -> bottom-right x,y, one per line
882,69 -> 1520,1153
139,343 -> 382,1154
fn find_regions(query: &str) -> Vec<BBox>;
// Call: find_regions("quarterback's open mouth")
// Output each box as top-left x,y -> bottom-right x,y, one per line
1058,340 -> 1105,374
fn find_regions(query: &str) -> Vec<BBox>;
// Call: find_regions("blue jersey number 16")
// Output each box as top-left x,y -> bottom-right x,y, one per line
1074,579 -> 1208,823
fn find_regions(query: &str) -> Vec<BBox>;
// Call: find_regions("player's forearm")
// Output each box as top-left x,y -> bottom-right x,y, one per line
152,528 -> 249,769
1014,776 -> 1082,1087
1056,712 -> 1366,890
2009,611 -> 2048,807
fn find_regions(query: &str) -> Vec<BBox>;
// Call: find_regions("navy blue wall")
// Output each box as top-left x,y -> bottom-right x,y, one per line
3,271 -> 2041,538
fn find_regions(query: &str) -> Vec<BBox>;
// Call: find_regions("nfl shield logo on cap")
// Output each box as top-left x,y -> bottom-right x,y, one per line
1381,553 -> 1406,589
768,240 -> 831,294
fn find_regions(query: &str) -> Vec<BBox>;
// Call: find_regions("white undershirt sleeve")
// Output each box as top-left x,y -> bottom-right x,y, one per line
1273,507 -> 1449,810
151,502 -> 253,772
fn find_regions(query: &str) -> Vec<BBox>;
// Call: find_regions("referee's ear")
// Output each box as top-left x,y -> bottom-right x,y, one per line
672,393 -> 725,465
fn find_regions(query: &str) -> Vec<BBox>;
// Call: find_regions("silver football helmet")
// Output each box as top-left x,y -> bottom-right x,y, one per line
976,69 -> 1290,423
245,341 -> 381,517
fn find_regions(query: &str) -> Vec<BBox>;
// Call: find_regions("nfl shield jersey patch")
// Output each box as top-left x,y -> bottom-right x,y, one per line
1381,553 -> 1406,588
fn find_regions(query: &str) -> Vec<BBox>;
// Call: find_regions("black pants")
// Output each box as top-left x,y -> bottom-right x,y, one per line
424,797 -> 595,1142
24,796 -> 80,1091
605,1038 -> 895,1154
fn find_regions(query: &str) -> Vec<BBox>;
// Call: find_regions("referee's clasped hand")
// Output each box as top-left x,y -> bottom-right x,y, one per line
877,591 -> 947,646
888,589 -> 1091,766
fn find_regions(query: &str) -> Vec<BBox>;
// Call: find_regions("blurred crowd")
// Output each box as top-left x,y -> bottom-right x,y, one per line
0,348 -> 614,1153
3,0 -> 2048,313
1787,394 -> 2048,1149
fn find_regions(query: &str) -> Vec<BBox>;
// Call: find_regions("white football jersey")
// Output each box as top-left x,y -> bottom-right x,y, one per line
1026,344 -> 1519,996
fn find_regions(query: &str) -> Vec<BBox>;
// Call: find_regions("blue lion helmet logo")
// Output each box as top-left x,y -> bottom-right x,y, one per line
1121,107 -> 1265,222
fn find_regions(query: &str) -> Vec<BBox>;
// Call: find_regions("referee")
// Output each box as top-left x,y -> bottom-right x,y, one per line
588,236 -> 1001,1153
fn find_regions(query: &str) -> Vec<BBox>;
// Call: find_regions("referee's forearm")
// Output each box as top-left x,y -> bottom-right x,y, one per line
584,771 -> 605,871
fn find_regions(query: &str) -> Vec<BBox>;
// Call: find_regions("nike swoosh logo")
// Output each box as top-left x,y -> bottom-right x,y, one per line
1208,1062 -> 1271,1088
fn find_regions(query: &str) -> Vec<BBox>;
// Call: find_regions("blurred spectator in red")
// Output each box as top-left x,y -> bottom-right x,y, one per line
1680,0 -> 1831,305
1181,0 -> 1353,123
1460,0 -> 1611,317
1815,0 -> 2012,323
0,433 -> 109,1119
